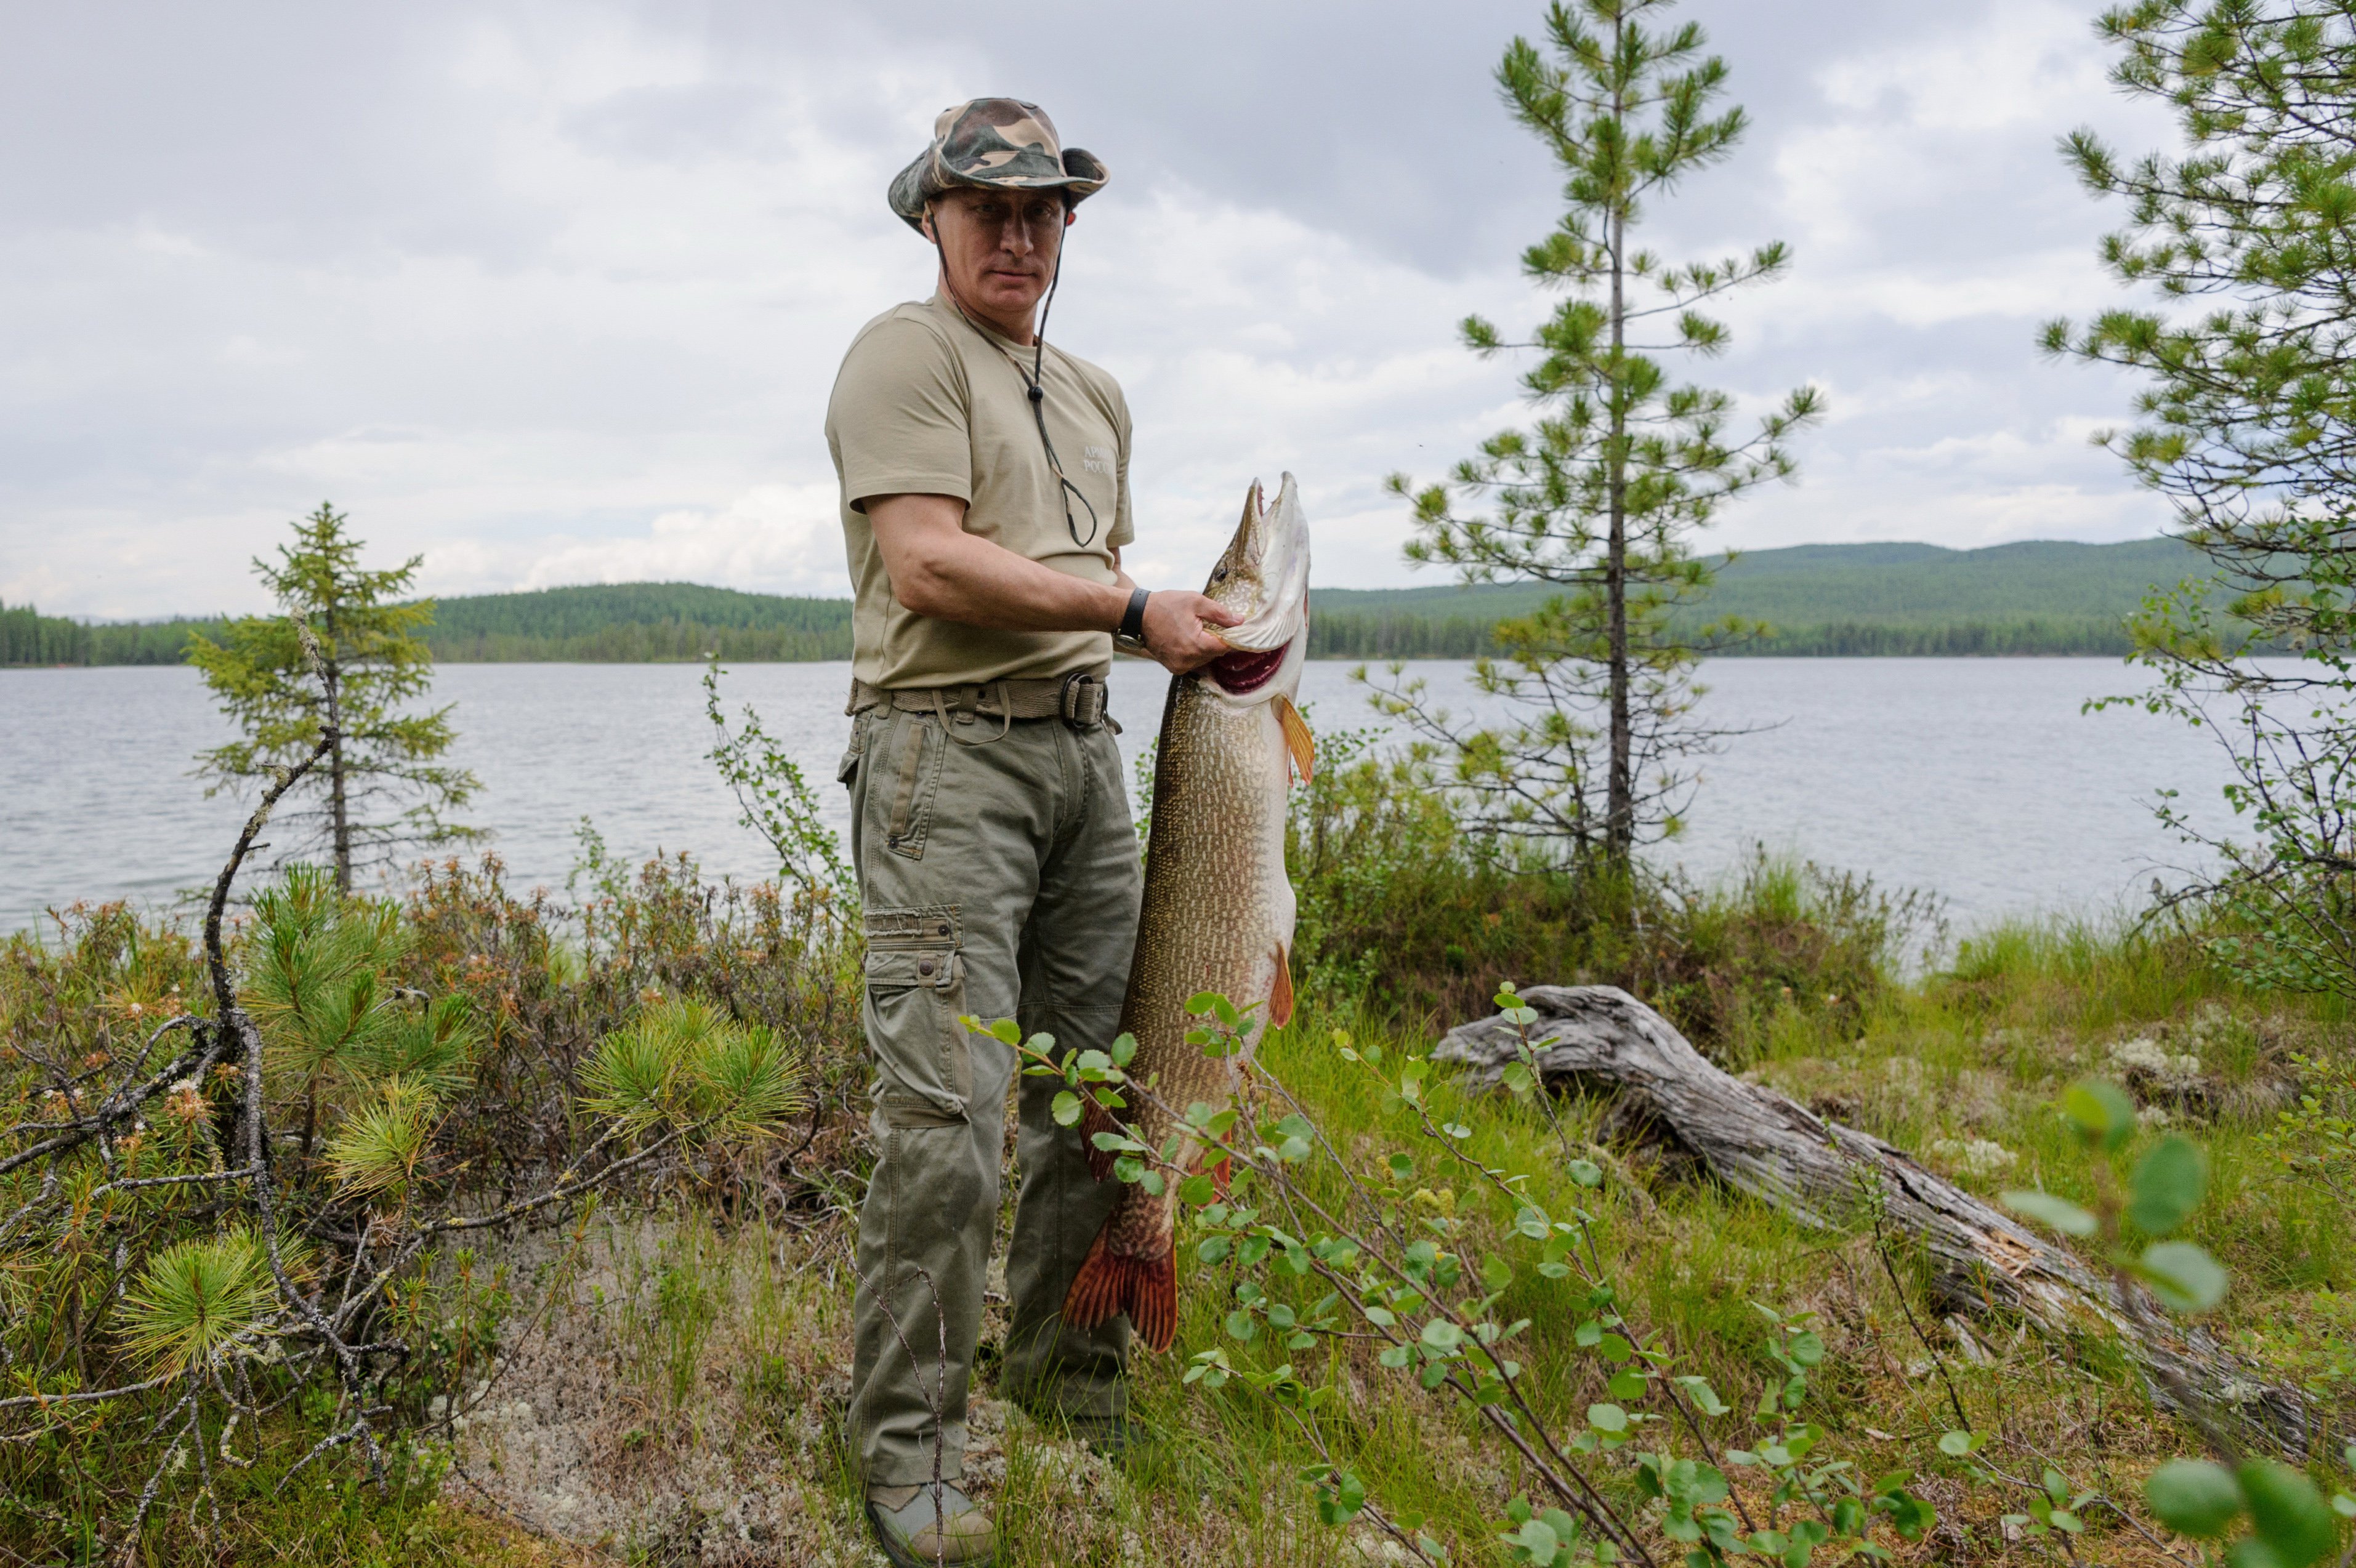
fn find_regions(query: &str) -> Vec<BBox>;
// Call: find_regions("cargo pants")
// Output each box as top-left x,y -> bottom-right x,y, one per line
841,693 -> 1139,1488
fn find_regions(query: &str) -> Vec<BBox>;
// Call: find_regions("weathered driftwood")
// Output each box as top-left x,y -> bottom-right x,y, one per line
1433,985 -> 2309,1457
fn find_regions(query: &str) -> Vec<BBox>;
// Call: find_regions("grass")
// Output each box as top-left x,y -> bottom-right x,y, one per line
7,850 -> 2349,1565
411,908 -> 2347,1568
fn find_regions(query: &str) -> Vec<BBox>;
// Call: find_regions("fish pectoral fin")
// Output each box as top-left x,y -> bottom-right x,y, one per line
1269,941 -> 1294,1028
1275,694 -> 1315,783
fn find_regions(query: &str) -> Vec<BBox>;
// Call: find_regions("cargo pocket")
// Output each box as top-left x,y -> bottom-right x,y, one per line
879,712 -> 945,861
863,906 -> 969,1127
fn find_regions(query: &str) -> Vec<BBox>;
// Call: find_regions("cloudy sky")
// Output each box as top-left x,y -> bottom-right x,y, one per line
1,0 -> 2185,620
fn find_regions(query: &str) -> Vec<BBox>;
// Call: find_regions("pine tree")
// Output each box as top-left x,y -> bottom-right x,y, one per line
1376,0 -> 1819,869
188,504 -> 478,891
2048,1 -> 2356,998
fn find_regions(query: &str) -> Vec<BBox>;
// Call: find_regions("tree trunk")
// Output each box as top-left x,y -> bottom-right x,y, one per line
1433,984 -> 2312,1458
1604,139 -> 1632,867
322,630 -> 350,893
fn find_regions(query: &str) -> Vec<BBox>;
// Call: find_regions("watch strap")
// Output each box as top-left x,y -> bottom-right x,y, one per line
1116,587 -> 1150,645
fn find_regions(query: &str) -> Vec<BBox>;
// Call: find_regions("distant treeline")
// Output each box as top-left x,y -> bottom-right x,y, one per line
9,539 -> 2216,667
427,622 -> 852,661
1308,612 -> 2139,659
424,583 -> 853,662
2,603 -> 220,666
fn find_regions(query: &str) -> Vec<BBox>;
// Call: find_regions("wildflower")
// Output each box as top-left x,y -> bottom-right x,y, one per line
165,1080 -> 208,1125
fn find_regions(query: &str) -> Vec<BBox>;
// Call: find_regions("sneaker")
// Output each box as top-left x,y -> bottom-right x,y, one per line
865,1482 -> 996,1567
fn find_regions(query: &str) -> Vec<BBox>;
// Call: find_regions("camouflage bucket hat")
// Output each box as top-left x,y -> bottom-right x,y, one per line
888,97 -> 1109,233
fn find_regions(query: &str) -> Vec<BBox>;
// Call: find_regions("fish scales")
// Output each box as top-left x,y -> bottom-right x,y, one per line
1064,475 -> 1312,1353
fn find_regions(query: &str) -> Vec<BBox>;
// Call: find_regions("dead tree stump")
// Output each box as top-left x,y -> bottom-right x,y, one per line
1432,984 -> 2309,1457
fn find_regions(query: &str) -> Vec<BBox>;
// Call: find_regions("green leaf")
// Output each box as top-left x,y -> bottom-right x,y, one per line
1482,1254 -> 1514,1292
2136,1242 -> 2229,1312
2145,1460 -> 2243,1538
1587,1403 -> 1628,1434
1314,1467 -> 1366,1527
2128,1136 -> 2208,1236
1509,1518 -> 1561,1566
1938,1431 -> 1978,1457
2238,1461 -> 2340,1568
1421,1319 -> 1464,1351
2003,1189 -> 2099,1237
1109,1031 -> 1137,1067
2228,1537 -> 2289,1568
1568,1159 -> 1604,1188
2060,1079 -> 2139,1149
1051,1090 -> 1083,1127
1675,1376 -> 1730,1417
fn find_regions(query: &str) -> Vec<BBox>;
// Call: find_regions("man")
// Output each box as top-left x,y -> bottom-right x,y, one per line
825,99 -> 1237,1568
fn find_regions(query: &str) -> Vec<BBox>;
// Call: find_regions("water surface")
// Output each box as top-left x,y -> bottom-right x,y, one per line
0,659 -> 2242,936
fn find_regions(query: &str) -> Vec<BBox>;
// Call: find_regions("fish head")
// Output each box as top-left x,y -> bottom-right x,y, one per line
1200,473 -> 1310,704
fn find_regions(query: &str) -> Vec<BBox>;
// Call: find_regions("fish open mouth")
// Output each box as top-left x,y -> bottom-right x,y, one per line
1200,474 -> 1309,699
1208,642 -> 1291,694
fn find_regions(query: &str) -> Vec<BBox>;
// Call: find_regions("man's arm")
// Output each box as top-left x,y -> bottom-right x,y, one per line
866,492 -> 1236,675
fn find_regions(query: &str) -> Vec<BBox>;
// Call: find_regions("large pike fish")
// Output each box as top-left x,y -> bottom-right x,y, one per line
1064,474 -> 1313,1354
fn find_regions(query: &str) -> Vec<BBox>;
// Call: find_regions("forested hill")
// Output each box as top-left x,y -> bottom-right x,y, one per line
1310,536 -> 2201,658
426,582 -> 852,661
4,536 -> 2203,666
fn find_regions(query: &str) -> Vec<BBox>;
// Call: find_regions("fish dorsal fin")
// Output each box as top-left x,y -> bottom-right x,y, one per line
1269,941 -> 1294,1028
1275,694 -> 1314,783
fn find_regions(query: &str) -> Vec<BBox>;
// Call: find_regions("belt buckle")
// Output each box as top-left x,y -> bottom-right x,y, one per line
1059,672 -> 1103,728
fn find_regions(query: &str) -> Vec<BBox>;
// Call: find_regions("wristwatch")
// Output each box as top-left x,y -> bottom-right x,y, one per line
1115,587 -> 1151,651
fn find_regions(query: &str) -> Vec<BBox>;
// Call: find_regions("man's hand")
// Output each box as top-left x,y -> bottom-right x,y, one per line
1140,591 -> 1241,675
865,492 -> 1246,676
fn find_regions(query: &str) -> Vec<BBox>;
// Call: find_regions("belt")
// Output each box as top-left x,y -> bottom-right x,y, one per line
847,672 -> 1115,730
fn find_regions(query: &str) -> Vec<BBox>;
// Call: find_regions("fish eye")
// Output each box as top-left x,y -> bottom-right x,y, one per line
1212,565 -> 1228,581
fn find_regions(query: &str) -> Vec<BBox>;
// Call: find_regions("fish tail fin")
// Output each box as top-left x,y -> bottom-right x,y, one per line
1269,941 -> 1294,1028
1064,1227 -> 1179,1353
1275,694 -> 1315,782
1078,1094 -> 1123,1181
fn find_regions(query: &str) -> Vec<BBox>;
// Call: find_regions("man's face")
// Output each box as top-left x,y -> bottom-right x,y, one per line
925,188 -> 1071,320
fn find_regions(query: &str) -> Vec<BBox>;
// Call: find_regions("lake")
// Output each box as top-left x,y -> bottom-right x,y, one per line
0,659 -> 2246,938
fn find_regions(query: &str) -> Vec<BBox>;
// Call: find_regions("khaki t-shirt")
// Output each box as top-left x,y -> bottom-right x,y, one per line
826,293 -> 1134,688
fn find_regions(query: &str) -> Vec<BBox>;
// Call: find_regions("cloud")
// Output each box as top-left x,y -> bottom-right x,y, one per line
425,482 -> 847,597
0,0 -> 2191,619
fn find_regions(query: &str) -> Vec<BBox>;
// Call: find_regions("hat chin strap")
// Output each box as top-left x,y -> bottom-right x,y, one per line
926,206 -> 1097,550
